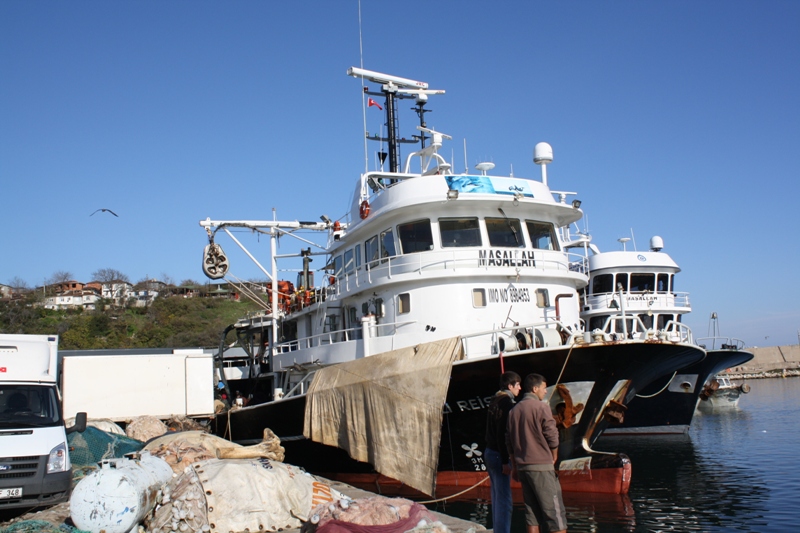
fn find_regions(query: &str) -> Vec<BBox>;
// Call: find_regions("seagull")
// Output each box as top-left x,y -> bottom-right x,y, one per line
90,208 -> 119,217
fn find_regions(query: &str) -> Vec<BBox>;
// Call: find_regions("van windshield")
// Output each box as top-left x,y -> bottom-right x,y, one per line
0,385 -> 62,428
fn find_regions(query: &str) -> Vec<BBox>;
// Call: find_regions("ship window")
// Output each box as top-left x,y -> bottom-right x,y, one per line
630,273 -> 655,292
535,288 -> 550,308
344,249 -> 355,273
525,221 -> 559,250
592,274 -> 613,294
333,255 -> 343,277
398,293 -> 411,314
669,274 -> 675,293
365,236 -> 379,268
657,273 -> 669,292
380,229 -> 396,264
657,314 -> 675,330
439,218 -> 481,247
615,273 -> 628,292
355,244 -> 362,270
472,288 -> 486,307
486,217 -> 524,248
589,316 -> 607,331
638,313 -> 653,329
398,219 -> 433,253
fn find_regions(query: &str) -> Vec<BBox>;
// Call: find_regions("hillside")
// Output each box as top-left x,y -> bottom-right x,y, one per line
0,295 -> 259,349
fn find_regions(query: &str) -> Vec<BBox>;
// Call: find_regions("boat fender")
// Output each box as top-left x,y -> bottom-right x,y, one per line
360,200 -> 370,219
741,383 -> 751,394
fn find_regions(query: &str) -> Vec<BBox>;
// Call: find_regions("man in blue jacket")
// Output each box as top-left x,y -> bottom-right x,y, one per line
507,373 -> 567,533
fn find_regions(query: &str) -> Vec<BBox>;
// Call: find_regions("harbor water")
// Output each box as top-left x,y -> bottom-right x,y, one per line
427,377 -> 799,532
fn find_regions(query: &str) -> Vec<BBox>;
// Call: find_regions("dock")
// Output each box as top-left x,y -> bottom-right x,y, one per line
726,344 -> 800,378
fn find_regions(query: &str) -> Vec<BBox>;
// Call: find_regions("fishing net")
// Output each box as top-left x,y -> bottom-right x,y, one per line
67,426 -> 144,469
0,520 -> 89,533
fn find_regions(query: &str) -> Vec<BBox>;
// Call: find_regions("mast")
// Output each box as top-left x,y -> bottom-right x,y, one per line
347,67 -> 444,173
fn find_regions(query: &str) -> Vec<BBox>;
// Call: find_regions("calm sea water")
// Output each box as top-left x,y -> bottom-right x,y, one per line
426,377 -> 800,532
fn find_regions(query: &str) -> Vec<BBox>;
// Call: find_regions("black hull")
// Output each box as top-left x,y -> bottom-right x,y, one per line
603,348 -> 754,435
213,341 -> 704,491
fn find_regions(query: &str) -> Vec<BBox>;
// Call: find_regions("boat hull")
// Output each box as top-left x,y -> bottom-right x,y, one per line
214,340 -> 703,495
603,348 -> 754,435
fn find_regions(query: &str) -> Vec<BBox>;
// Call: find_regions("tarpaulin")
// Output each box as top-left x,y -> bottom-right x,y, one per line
303,337 -> 464,496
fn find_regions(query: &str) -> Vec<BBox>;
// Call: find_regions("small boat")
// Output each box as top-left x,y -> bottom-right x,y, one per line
579,241 -> 754,435
697,374 -> 751,410
199,67 -> 705,495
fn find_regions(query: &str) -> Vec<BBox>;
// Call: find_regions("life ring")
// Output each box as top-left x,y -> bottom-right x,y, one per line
359,200 -> 370,219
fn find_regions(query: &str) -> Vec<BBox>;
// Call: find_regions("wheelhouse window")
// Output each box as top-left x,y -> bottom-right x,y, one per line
657,273 -> 670,292
365,236 -> 379,268
380,229 -> 396,264
355,244 -> 362,270
615,273 -> 628,292
592,274 -> 613,294
485,217 -> 524,248
333,255 -> 343,278
629,273 -> 655,292
397,219 -> 433,253
344,249 -> 355,274
439,218 -> 481,247
526,221 -> 559,250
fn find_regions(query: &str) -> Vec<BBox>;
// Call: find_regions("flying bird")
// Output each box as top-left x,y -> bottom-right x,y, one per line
90,208 -> 119,217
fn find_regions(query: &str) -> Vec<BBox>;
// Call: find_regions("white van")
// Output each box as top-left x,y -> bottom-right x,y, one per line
0,334 -> 86,510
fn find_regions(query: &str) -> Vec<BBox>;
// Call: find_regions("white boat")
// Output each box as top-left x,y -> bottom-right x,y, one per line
697,374 -> 751,410
198,67 -> 705,495
578,241 -> 754,434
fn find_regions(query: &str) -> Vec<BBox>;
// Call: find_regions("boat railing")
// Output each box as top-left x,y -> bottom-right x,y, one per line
582,291 -> 691,312
696,336 -> 746,351
590,314 -> 693,344
458,319 -> 574,359
272,319 -> 416,354
329,249 -> 582,296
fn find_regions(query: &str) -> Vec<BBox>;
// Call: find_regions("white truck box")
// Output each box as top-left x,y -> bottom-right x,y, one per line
61,349 -> 215,421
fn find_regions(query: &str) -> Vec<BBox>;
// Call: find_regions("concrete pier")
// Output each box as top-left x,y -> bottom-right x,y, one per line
726,344 -> 800,378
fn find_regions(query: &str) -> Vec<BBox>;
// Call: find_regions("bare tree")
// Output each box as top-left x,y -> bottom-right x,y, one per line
160,273 -> 175,287
7,276 -> 29,293
48,270 -> 74,284
92,268 -> 130,283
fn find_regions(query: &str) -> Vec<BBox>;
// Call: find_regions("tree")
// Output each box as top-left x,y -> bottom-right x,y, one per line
180,279 -> 201,287
7,276 -> 29,294
92,268 -> 130,283
48,270 -> 74,284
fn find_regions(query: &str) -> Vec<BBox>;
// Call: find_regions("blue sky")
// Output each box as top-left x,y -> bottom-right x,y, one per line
2,1 -> 798,348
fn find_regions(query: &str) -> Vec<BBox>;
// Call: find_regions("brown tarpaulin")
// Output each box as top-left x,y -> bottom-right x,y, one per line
303,337 -> 464,496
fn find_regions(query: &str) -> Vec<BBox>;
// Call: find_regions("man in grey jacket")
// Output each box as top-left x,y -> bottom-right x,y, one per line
507,373 -> 567,533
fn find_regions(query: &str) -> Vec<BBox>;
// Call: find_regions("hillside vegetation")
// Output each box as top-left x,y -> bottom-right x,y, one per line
0,296 -> 259,350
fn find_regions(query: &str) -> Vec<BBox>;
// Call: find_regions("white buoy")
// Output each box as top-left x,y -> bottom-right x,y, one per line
70,452 -> 173,533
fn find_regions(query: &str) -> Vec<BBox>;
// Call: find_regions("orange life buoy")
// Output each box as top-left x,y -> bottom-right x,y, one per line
359,200 -> 370,219
333,220 -> 341,231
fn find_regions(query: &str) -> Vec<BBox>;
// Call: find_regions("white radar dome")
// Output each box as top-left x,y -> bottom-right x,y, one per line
650,236 -> 664,252
534,142 -> 553,165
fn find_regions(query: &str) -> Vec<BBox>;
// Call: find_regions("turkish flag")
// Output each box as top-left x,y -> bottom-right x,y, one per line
368,98 -> 383,111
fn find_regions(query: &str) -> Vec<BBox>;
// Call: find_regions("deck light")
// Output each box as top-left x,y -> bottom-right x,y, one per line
446,189 -> 459,200
572,199 -> 582,209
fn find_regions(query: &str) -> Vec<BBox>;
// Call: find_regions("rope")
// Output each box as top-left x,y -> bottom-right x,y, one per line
554,342 -> 577,387
417,475 -> 490,504
635,371 -> 677,398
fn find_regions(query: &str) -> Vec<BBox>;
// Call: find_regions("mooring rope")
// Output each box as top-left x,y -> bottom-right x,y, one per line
635,371 -> 678,398
417,475 -> 490,504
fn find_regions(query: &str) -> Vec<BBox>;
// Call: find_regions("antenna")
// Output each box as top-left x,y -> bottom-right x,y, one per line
630,228 -> 637,251
618,237 -> 631,251
347,67 -> 428,89
463,139 -> 468,174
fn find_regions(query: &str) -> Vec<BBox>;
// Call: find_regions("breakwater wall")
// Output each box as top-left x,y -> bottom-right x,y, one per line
726,344 -> 800,379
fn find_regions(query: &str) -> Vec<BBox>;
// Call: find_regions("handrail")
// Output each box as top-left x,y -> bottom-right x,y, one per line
695,336 -> 746,350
